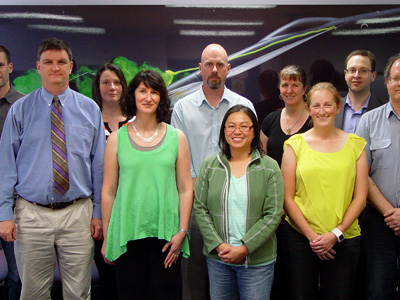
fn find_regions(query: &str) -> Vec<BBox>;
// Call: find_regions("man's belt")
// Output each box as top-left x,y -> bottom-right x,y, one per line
28,198 -> 85,210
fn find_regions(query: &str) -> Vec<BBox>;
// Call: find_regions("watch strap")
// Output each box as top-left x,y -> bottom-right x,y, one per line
331,227 -> 344,243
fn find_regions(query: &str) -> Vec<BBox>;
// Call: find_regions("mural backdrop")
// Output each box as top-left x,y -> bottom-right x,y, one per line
1,5 -> 399,104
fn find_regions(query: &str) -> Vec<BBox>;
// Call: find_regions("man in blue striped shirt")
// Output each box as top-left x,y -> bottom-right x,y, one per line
0,37 -> 105,300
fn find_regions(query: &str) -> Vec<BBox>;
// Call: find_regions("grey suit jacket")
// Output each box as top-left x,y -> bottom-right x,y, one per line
334,93 -> 387,129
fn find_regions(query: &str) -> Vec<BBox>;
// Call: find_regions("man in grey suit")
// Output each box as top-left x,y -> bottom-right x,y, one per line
335,50 -> 386,133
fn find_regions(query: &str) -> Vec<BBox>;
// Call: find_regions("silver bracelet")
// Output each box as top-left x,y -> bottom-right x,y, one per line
179,228 -> 189,235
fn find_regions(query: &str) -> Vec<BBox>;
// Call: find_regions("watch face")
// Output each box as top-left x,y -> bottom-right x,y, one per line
338,234 -> 344,242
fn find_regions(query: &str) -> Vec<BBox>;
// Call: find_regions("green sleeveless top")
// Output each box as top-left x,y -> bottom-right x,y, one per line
105,124 -> 190,261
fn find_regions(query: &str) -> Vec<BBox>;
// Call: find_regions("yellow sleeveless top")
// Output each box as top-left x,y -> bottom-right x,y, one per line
284,133 -> 366,239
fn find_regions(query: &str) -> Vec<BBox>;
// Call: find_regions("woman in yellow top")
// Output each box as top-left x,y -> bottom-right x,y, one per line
281,82 -> 368,300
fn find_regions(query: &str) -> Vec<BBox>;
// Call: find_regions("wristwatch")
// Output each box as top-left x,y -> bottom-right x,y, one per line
331,228 -> 344,243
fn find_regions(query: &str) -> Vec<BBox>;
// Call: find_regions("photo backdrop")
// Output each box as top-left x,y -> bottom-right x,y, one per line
1,5 -> 399,105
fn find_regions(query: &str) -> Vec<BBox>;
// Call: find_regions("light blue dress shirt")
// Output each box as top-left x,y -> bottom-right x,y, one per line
356,102 -> 400,208
171,86 -> 255,177
342,94 -> 370,133
0,87 -> 105,220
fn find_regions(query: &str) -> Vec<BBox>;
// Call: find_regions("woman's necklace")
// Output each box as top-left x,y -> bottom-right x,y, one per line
132,122 -> 161,143
284,107 -> 305,135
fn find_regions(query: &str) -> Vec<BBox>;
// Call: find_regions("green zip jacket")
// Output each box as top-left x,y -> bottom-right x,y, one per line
194,150 -> 284,265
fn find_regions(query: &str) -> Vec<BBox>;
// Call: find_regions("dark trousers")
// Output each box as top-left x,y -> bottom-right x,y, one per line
115,238 -> 182,300
94,240 -> 118,300
363,204 -> 400,300
270,221 -> 290,300
0,238 -> 21,300
187,213 -> 210,300
281,221 -> 360,300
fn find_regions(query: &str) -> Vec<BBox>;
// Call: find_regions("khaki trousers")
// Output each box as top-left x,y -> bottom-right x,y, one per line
14,197 -> 94,300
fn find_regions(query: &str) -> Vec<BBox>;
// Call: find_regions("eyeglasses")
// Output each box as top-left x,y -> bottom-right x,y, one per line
345,68 -> 372,75
225,124 -> 253,133
387,76 -> 400,84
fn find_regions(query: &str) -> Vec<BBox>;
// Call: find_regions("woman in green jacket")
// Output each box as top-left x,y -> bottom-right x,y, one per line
194,104 -> 284,300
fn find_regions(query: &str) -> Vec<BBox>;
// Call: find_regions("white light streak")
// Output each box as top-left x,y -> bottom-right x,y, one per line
0,12 -> 83,22
356,16 -> 400,24
174,19 -> 264,26
179,29 -> 255,36
167,5 -> 275,9
332,27 -> 400,36
27,24 -> 106,34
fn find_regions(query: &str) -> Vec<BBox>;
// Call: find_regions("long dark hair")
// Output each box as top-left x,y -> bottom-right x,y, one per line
218,105 -> 262,159
92,63 -> 127,111
122,70 -> 170,122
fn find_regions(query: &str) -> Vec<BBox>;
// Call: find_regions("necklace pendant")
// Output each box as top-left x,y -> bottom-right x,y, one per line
287,128 -> 291,134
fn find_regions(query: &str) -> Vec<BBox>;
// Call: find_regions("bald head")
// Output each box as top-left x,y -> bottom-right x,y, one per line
199,44 -> 230,90
201,44 -> 228,64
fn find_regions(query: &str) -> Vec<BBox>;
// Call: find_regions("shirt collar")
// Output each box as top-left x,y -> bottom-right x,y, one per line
2,85 -> 15,104
345,93 -> 371,112
41,86 -> 71,107
196,85 -> 230,107
385,101 -> 400,120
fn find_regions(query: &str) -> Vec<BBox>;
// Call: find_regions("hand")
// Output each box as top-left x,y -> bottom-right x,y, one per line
218,244 -> 249,265
162,231 -> 185,268
384,208 -> 400,232
280,209 -> 287,222
0,220 -> 16,242
316,248 -> 337,261
91,218 -> 103,240
215,243 -> 231,254
101,239 -> 115,265
310,232 -> 337,260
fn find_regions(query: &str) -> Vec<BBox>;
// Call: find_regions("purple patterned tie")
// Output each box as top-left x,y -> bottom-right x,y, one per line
51,96 -> 69,195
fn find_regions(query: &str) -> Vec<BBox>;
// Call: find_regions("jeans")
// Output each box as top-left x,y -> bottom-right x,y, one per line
281,221 -> 360,300
0,238 -> 21,300
362,204 -> 400,300
206,257 -> 275,300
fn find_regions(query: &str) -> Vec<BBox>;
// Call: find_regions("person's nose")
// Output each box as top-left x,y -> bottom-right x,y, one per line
353,70 -> 361,77
52,63 -> 59,71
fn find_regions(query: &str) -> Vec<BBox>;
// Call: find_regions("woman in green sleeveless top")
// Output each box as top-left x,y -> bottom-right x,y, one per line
101,70 -> 193,300
281,82 -> 369,299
